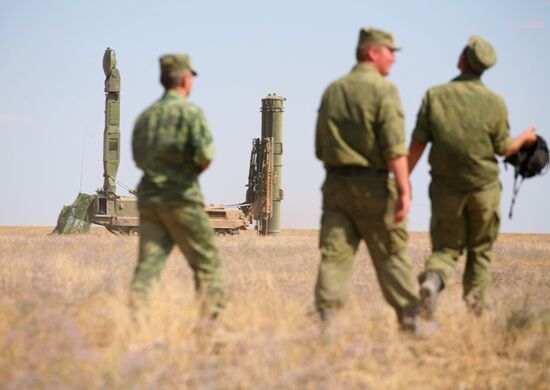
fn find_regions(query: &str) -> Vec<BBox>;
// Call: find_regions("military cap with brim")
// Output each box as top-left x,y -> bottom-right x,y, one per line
464,35 -> 496,73
358,27 -> 401,51
159,53 -> 198,76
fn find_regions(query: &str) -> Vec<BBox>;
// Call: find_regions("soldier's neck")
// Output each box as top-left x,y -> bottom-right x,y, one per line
167,86 -> 190,97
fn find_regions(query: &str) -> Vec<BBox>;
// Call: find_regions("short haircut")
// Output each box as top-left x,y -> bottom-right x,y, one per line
356,45 -> 368,62
356,45 -> 383,62
160,69 -> 189,89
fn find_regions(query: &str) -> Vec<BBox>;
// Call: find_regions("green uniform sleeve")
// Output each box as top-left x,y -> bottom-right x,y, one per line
412,92 -> 432,144
491,97 -> 513,155
132,113 -> 150,170
377,83 -> 407,160
315,94 -> 328,161
189,108 -> 215,167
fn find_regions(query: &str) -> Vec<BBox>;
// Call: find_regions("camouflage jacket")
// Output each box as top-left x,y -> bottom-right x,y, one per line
132,90 -> 215,206
412,72 -> 513,192
315,62 -> 407,170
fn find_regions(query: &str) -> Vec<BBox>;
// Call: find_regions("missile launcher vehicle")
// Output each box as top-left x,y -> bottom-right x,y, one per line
53,48 -> 284,236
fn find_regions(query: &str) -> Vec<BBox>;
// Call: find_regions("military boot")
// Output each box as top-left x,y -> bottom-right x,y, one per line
399,308 -> 441,339
399,307 -> 418,333
464,288 -> 485,317
318,308 -> 339,342
419,271 -> 442,319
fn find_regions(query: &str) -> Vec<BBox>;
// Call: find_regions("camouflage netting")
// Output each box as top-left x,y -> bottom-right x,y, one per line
51,193 -> 96,234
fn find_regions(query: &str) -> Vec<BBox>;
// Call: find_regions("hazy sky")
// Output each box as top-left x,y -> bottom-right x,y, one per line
1,0 -> 549,232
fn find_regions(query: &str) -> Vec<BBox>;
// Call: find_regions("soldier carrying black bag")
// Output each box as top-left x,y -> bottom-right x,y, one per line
505,135 -> 549,218
408,35 -> 539,318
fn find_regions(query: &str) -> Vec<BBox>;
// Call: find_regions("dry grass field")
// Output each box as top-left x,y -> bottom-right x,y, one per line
0,226 -> 549,389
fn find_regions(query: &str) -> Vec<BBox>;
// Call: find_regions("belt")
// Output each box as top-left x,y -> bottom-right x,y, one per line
326,165 -> 388,176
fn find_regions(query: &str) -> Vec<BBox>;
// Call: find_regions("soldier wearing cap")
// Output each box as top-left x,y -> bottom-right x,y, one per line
130,53 -> 224,320
314,27 -> 421,333
408,36 -> 537,316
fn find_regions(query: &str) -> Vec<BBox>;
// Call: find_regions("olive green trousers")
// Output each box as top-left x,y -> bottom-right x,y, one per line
130,203 -> 224,318
315,173 -> 419,321
420,182 -> 501,306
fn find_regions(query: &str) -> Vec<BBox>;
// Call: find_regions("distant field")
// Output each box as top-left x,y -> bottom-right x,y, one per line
0,227 -> 549,389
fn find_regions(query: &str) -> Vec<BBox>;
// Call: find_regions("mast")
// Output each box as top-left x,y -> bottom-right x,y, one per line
102,47 -> 121,194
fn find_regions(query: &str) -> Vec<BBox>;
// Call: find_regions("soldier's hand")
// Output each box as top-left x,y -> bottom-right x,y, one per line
198,161 -> 211,172
502,127 -> 538,157
394,192 -> 410,223
522,127 -> 537,147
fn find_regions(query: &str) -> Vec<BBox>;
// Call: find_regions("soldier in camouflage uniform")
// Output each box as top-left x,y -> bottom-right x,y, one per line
130,53 -> 224,319
314,27 -> 420,332
408,36 -> 537,316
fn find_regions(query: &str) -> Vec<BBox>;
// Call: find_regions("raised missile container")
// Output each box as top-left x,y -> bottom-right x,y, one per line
260,94 -> 285,235
242,94 -> 285,236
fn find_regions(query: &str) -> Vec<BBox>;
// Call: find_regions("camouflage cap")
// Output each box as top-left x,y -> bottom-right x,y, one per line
357,27 -> 401,51
159,53 -> 198,76
464,35 -> 496,73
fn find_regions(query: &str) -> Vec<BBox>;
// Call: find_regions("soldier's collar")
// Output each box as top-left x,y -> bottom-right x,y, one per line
454,72 -> 482,82
352,62 -> 379,73
163,89 -> 187,100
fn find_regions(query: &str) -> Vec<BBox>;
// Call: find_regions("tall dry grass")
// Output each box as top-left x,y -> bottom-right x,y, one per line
0,227 -> 548,389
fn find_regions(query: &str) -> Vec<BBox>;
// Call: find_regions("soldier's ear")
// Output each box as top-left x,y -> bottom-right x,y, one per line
458,52 -> 466,71
181,72 -> 194,96
366,45 -> 378,61
180,73 -> 188,88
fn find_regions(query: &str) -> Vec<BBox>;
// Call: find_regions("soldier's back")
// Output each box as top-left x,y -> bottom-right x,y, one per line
424,74 -> 508,191
317,63 -> 402,170
132,90 -> 208,206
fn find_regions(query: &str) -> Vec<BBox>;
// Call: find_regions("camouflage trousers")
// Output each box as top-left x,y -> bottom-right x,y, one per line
130,202 -> 224,319
420,182 -> 501,310
315,173 -> 419,322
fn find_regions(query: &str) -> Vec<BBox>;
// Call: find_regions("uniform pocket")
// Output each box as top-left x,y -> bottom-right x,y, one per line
322,176 -> 344,210
431,215 -> 465,251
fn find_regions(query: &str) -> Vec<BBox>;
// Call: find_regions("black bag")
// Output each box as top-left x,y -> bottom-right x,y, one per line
504,135 -> 549,218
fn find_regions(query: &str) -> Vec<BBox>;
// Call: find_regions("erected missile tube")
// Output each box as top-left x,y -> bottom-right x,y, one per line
260,94 -> 285,236
102,48 -> 121,194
